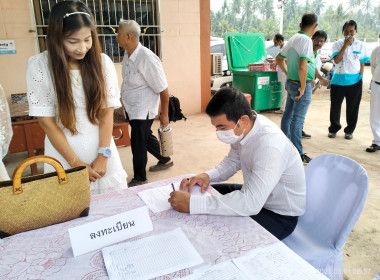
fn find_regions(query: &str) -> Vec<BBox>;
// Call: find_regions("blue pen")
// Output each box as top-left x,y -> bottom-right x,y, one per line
171,183 -> 175,191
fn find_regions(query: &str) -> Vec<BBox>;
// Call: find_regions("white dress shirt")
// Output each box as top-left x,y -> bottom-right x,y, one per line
190,114 -> 306,217
121,43 -> 168,120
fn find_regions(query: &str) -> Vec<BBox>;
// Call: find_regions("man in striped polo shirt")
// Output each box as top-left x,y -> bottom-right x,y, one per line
276,13 -> 318,164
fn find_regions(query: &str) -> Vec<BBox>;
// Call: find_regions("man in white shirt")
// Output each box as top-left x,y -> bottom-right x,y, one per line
117,20 -> 173,187
366,45 -> 380,152
328,20 -> 369,140
168,88 -> 306,240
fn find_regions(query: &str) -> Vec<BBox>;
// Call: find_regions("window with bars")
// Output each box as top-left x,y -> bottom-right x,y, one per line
32,0 -> 161,63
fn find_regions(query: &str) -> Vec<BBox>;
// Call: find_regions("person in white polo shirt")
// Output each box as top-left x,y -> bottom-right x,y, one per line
366,45 -> 380,152
117,20 -> 173,187
168,88 -> 306,240
328,20 -> 370,140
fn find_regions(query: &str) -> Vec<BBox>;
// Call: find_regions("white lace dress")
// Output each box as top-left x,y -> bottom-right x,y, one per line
26,51 -> 128,194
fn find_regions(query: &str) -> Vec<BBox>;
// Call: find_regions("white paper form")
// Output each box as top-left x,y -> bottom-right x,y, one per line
102,227 -> 204,280
179,260 -> 249,280
138,182 -> 210,213
233,242 -> 329,280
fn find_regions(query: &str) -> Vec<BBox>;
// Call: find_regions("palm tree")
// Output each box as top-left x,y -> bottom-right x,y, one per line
333,4 -> 350,39
230,0 -> 242,29
260,0 -> 274,20
241,0 -> 253,32
312,0 -> 325,16
348,0 -> 361,11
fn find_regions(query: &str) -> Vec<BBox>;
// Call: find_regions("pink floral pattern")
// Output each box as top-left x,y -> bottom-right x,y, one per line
0,175 -> 276,279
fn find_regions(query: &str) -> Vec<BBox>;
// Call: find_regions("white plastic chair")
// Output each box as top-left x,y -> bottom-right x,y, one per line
282,153 -> 368,280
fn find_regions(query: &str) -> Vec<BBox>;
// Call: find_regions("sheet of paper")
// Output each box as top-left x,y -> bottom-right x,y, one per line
137,182 -> 210,213
69,206 -> 153,257
179,260 -> 249,280
102,227 -> 204,280
233,242 -> 329,280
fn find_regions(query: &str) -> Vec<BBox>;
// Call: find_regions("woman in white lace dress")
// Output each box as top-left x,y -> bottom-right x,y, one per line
26,1 -> 128,194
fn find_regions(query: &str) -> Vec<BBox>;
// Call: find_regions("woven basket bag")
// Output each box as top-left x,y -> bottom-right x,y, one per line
0,155 -> 90,238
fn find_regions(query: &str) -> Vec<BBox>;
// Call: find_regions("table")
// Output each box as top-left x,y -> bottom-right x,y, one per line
0,175 -> 278,279
8,118 -> 45,175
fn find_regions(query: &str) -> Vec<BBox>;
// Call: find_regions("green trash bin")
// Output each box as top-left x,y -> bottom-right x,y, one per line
224,32 -> 282,111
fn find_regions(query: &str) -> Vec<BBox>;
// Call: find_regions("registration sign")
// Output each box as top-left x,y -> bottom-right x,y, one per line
0,40 -> 16,54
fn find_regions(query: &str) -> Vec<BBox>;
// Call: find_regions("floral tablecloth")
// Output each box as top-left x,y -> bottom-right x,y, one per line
0,175 -> 277,279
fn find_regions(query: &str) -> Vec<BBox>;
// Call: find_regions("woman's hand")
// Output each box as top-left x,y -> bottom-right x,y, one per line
91,155 -> 108,178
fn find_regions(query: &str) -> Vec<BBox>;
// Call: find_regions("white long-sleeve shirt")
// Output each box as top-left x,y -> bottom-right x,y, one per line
190,114 -> 306,217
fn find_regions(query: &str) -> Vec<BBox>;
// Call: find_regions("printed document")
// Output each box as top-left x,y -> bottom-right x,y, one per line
102,227 -> 204,280
233,242 -> 329,280
179,260 -> 249,280
138,182 -> 210,213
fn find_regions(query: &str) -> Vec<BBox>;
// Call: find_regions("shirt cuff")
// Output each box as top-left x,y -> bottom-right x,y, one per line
190,195 -> 208,214
205,168 -> 219,182
29,106 -> 55,117
360,57 -> 370,63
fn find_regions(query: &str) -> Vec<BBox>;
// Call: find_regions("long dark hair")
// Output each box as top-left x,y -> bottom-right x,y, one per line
46,0 -> 106,134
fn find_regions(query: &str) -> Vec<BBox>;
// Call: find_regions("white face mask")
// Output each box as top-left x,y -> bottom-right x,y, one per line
216,120 -> 246,144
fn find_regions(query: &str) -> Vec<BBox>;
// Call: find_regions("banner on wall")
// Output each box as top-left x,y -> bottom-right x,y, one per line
0,40 -> 16,54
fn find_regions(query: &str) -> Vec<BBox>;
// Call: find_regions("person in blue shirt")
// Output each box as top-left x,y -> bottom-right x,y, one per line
328,20 -> 370,140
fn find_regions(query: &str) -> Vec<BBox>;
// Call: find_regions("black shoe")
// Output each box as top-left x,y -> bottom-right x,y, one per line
301,154 -> 312,164
128,178 -> 148,187
149,161 -> 174,172
302,131 -> 311,139
366,144 -> 380,153
328,132 -> 336,138
345,133 -> 353,140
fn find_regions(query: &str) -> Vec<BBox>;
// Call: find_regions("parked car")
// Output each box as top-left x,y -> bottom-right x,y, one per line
320,42 -> 333,63
364,42 -> 379,65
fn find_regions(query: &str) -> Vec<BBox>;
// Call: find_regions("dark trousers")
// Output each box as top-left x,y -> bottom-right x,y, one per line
211,183 -> 298,240
129,117 -> 170,181
329,79 -> 362,134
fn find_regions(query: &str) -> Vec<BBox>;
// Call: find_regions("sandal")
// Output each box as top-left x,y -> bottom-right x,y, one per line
366,144 -> 380,153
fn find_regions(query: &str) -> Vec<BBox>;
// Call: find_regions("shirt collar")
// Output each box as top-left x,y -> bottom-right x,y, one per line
240,112 -> 259,146
298,31 -> 308,36
128,43 -> 142,62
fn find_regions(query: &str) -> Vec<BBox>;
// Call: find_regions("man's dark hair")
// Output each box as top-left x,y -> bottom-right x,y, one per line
206,87 -> 253,123
342,20 -> 357,32
274,33 -> 284,42
312,30 -> 327,41
300,13 -> 318,29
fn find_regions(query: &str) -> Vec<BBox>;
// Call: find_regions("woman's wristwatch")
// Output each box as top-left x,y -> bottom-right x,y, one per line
98,147 -> 112,158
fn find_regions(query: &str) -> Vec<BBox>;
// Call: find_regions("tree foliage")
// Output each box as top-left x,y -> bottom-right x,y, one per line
211,0 -> 380,42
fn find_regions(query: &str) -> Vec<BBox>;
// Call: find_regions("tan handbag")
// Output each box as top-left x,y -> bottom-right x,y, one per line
0,155 -> 90,238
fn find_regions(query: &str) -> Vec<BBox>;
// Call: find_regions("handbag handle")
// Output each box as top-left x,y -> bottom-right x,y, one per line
12,155 -> 68,195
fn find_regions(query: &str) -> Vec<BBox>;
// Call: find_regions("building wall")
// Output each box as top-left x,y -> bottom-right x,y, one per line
0,0 -> 208,115
0,0 -> 37,100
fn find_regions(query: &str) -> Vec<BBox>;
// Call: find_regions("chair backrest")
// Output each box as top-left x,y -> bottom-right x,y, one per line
298,153 -> 368,250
